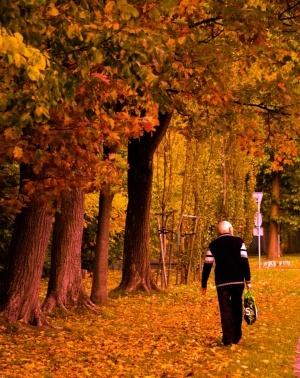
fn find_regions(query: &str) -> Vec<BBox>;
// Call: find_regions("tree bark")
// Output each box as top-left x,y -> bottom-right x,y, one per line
267,171 -> 280,260
42,189 -> 98,313
119,111 -> 173,291
91,193 -> 114,304
90,191 -> 114,304
0,164 -> 53,326
90,144 -> 117,304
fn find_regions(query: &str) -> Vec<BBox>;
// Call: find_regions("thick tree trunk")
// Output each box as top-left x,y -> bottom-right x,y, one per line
90,192 -> 114,304
267,171 -> 280,260
0,165 -> 53,326
119,111 -> 173,291
42,189 -> 98,313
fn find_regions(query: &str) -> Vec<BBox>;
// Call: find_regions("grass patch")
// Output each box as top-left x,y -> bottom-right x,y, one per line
0,256 -> 299,377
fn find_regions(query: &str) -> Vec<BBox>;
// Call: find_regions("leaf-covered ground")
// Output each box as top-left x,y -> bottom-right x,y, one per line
1,256 -> 300,377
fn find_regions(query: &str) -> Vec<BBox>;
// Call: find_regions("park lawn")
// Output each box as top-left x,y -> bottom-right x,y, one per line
0,255 -> 300,377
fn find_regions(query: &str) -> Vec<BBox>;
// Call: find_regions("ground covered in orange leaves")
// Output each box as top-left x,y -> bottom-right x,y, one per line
1,256 -> 300,377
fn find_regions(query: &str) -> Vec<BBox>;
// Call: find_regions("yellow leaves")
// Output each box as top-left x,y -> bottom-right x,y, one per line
2,256 -> 300,376
46,3 -> 60,17
5,35 -> 21,53
13,53 -> 23,68
24,362 -> 36,370
0,28 -> 47,81
29,51 -> 46,70
14,32 -> 24,43
66,24 -> 82,39
27,66 -> 41,81
35,105 -> 50,119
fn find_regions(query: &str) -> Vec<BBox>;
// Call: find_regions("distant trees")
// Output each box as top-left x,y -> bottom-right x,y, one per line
151,121 -> 257,284
257,154 -> 300,259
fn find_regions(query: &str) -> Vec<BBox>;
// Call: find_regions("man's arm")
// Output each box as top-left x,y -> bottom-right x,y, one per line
201,248 -> 214,294
240,242 -> 252,289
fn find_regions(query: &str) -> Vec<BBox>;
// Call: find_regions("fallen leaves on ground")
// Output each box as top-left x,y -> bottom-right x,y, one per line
0,256 -> 300,377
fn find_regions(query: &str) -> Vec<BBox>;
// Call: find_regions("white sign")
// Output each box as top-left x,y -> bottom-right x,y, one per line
253,227 -> 264,236
253,192 -> 263,204
254,212 -> 262,227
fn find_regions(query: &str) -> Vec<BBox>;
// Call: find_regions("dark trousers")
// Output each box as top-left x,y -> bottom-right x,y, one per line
217,284 -> 244,345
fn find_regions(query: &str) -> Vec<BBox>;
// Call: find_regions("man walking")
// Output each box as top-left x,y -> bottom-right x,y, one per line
201,221 -> 252,346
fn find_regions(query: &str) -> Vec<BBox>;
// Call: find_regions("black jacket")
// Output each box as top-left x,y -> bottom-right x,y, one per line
201,233 -> 251,288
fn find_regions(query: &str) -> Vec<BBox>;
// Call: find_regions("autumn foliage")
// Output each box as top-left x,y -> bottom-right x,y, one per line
1,260 -> 300,377
0,0 -> 300,331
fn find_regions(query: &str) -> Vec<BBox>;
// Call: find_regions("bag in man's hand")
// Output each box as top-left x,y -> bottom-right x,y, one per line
244,290 -> 258,325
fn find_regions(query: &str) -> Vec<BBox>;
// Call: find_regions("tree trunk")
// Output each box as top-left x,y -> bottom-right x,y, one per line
267,171 -> 280,260
0,164 -> 53,326
90,144 -> 117,304
119,111 -> 173,291
42,189 -> 98,313
90,192 -> 114,303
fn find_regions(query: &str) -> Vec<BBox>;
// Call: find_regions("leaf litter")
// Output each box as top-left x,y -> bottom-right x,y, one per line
0,256 -> 300,377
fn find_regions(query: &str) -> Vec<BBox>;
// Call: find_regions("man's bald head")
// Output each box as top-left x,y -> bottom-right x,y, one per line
218,221 -> 233,235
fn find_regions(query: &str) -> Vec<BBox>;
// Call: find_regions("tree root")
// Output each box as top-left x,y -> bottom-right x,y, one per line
42,297 -> 69,314
118,274 -> 160,292
0,302 -> 59,328
42,289 -> 100,314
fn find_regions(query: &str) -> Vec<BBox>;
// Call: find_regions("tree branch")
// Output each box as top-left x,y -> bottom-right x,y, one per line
234,100 -> 290,116
189,17 -> 222,29
278,1 -> 300,21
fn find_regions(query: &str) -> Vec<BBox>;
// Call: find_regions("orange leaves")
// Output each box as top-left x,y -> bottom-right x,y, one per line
1,263 -> 300,377
277,82 -> 286,92
13,146 -> 23,159
104,1 -> 114,14
106,131 -> 121,146
178,36 -> 186,45
4,128 -> 15,139
92,72 -> 110,84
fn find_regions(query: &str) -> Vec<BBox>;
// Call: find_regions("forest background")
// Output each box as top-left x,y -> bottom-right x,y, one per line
1,0 -> 300,329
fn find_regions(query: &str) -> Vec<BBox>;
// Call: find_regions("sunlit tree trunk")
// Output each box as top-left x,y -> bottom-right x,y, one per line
0,164 -> 53,326
90,192 -> 113,303
42,189 -> 98,313
178,139 -> 191,284
90,144 -> 117,304
119,111 -> 173,291
267,171 -> 280,260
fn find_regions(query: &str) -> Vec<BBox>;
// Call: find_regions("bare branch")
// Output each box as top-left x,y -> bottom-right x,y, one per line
234,100 -> 290,116
189,17 -> 222,29
278,1 -> 300,21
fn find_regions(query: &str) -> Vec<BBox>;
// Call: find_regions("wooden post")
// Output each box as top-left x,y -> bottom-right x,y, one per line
187,217 -> 199,284
167,211 -> 176,285
156,214 -> 168,288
